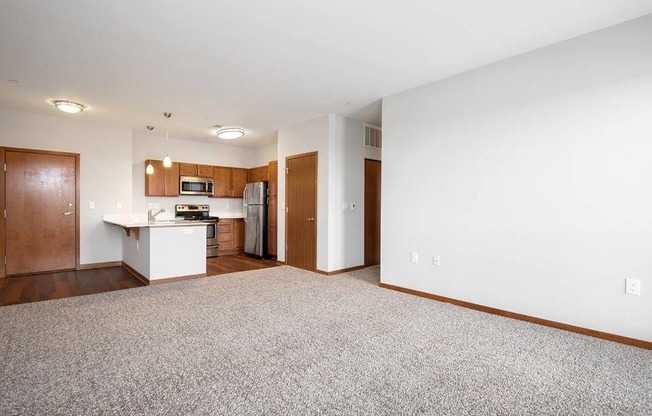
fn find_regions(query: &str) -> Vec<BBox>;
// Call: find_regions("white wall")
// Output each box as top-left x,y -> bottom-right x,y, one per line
132,131 -> 254,215
278,114 -> 375,272
328,116 -> 365,270
277,115 -> 330,269
251,142 -> 278,167
0,108 -> 133,264
382,16 -> 652,341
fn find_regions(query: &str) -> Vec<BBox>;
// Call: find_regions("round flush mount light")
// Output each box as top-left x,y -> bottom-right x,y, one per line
53,100 -> 85,114
216,127 -> 244,140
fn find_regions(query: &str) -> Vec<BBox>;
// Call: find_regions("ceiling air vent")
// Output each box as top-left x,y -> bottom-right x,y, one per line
364,124 -> 382,149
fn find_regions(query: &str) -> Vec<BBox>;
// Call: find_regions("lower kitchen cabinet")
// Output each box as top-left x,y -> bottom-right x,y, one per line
234,219 -> 244,250
218,218 -> 245,255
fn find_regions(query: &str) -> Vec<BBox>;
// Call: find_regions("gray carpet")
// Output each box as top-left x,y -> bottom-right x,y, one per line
0,266 -> 650,415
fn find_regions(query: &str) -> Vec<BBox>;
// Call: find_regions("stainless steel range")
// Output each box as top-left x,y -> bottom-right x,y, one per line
175,204 -> 220,257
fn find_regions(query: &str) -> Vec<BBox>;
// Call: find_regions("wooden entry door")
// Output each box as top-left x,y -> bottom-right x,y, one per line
5,150 -> 78,275
285,152 -> 317,271
364,159 -> 381,266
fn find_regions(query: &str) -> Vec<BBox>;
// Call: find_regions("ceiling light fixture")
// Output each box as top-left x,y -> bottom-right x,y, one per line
163,112 -> 172,168
53,100 -> 85,114
217,127 -> 244,140
146,125 -> 155,175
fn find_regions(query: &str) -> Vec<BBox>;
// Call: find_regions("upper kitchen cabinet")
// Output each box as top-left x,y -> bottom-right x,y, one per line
145,160 -> 180,196
268,161 -> 278,197
232,168 -> 247,197
179,163 -> 213,177
213,166 -> 248,198
247,166 -> 268,183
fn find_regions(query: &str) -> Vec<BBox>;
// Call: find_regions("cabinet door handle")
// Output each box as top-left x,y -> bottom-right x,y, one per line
306,217 -> 314,222
64,211 -> 74,216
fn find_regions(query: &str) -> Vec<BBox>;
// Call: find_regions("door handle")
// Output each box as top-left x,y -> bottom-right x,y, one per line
306,217 -> 315,221
63,211 -> 74,216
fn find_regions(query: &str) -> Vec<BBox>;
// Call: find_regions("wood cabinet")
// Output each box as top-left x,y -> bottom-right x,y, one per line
247,166 -> 268,183
268,160 -> 278,197
232,168 -> 247,197
213,166 -> 248,198
179,163 -> 213,177
234,219 -> 244,250
145,160 -> 180,196
218,219 -> 233,252
218,218 -> 244,255
267,160 -> 278,258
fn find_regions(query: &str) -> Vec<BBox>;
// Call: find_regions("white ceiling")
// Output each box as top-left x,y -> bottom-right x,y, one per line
1,1 -> 651,148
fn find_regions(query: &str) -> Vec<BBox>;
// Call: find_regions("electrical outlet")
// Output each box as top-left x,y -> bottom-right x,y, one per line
88,201 -> 95,210
410,252 -> 418,263
148,203 -> 154,209
625,279 -> 641,296
432,255 -> 440,267
116,202 -> 122,209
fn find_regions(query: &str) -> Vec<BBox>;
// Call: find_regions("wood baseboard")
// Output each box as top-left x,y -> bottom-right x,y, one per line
149,273 -> 206,286
78,261 -> 122,270
121,262 -> 149,285
379,283 -> 652,350
316,265 -> 365,276
121,262 -> 206,286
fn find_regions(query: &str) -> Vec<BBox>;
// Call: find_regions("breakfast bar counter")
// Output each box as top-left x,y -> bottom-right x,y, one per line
104,214 -> 207,285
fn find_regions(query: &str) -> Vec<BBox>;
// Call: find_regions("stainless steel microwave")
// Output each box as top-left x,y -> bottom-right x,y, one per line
180,176 -> 214,196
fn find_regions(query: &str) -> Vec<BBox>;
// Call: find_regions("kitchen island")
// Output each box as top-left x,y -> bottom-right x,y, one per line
104,214 -> 207,285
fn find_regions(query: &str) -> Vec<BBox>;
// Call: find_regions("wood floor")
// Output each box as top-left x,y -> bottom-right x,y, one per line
0,254 -> 280,307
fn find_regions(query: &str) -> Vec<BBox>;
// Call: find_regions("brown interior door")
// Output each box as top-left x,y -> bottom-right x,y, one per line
286,153 -> 317,271
6,150 -> 77,275
364,159 -> 381,266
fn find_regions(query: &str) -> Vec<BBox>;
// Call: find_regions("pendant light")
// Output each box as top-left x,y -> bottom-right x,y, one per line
163,112 -> 172,168
145,125 -> 155,175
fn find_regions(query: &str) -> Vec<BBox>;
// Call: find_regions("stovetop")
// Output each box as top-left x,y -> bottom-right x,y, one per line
174,204 -> 218,222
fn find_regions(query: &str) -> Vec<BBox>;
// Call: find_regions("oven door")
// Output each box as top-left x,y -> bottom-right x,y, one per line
206,221 -> 219,257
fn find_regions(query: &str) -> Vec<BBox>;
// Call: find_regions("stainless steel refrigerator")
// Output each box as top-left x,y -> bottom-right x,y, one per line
243,181 -> 268,257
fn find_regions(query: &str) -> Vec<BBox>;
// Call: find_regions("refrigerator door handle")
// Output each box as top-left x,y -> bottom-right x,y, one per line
243,186 -> 248,221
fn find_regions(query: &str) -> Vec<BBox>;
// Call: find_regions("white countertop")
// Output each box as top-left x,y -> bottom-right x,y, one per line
103,214 -> 209,228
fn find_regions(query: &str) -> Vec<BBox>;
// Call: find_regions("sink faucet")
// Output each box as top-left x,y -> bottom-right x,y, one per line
148,208 -> 165,223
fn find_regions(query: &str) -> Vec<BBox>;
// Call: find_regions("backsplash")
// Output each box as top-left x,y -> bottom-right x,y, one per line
136,196 -> 244,217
